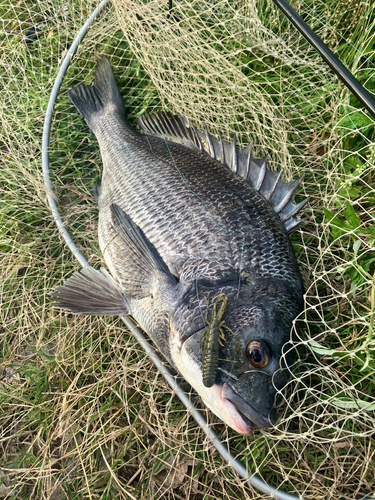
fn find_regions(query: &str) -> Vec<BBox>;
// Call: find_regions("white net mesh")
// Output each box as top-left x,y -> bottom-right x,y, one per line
1,0 -> 375,498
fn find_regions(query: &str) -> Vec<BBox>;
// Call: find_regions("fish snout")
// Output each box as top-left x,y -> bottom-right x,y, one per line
222,382 -> 276,429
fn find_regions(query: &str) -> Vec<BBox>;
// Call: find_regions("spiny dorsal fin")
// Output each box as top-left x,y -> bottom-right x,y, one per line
50,266 -> 129,316
137,111 -> 309,233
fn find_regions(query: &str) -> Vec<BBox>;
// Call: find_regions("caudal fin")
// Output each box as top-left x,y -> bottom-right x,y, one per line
68,56 -> 126,132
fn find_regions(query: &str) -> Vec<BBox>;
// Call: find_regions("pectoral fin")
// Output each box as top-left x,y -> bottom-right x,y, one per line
109,204 -> 178,300
51,266 -> 129,316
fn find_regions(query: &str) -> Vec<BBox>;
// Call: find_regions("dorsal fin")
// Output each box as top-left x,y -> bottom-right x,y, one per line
138,112 -> 309,233
138,112 -> 202,150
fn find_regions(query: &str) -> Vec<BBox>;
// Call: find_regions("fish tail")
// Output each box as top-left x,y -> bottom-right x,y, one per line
68,56 -> 126,132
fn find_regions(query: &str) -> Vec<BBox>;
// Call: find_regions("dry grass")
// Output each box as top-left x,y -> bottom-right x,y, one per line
1,0 -> 375,498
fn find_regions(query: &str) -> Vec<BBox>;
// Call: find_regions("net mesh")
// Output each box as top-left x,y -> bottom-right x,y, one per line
1,0 -> 375,498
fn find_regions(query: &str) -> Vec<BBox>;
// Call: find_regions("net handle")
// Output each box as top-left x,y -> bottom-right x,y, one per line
42,2 -> 372,500
271,0 -> 375,118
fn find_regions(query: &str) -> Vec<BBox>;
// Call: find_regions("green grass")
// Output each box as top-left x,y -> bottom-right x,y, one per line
1,0 -> 375,499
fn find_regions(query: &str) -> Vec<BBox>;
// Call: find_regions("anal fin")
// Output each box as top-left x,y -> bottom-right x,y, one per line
51,266 -> 128,316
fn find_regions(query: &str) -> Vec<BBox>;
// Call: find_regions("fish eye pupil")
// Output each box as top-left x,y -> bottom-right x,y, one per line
251,349 -> 262,363
246,340 -> 270,367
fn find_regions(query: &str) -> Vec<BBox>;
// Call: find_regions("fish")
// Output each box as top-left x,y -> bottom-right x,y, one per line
52,56 -> 308,435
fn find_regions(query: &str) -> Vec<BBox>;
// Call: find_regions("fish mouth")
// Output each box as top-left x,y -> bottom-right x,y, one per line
221,383 -> 275,434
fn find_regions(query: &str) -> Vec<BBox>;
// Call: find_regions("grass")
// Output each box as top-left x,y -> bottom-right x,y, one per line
1,0 -> 375,499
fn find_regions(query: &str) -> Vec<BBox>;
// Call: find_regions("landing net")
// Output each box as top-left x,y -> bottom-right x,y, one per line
1,1 -> 374,499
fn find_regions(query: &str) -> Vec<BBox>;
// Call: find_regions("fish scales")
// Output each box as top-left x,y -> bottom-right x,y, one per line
52,57 -> 307,435
97,125 -> 298,283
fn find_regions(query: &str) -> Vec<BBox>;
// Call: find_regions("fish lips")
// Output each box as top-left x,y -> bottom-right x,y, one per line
221,383 -> 276,431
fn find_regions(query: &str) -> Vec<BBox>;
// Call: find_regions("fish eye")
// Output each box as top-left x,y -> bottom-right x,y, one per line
246,340 -> 270,368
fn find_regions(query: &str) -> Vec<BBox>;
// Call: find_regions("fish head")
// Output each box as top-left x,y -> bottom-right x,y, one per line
216,301 -> 299,434
170,281 -> 303,435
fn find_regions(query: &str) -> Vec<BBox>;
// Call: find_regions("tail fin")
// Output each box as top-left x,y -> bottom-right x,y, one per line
68,56 -> 126,132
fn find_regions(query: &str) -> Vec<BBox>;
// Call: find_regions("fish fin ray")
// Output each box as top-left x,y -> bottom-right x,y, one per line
197,129 -> 309,232
284,216 -> 309,233
110,204 -> 178,300
138,111 -> 308,231
50,266 -> 129,316
138,112 -> 201,150
68,56 -> 126,132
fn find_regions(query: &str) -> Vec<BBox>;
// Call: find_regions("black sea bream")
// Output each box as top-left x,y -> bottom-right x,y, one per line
52,57 -> 308,435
